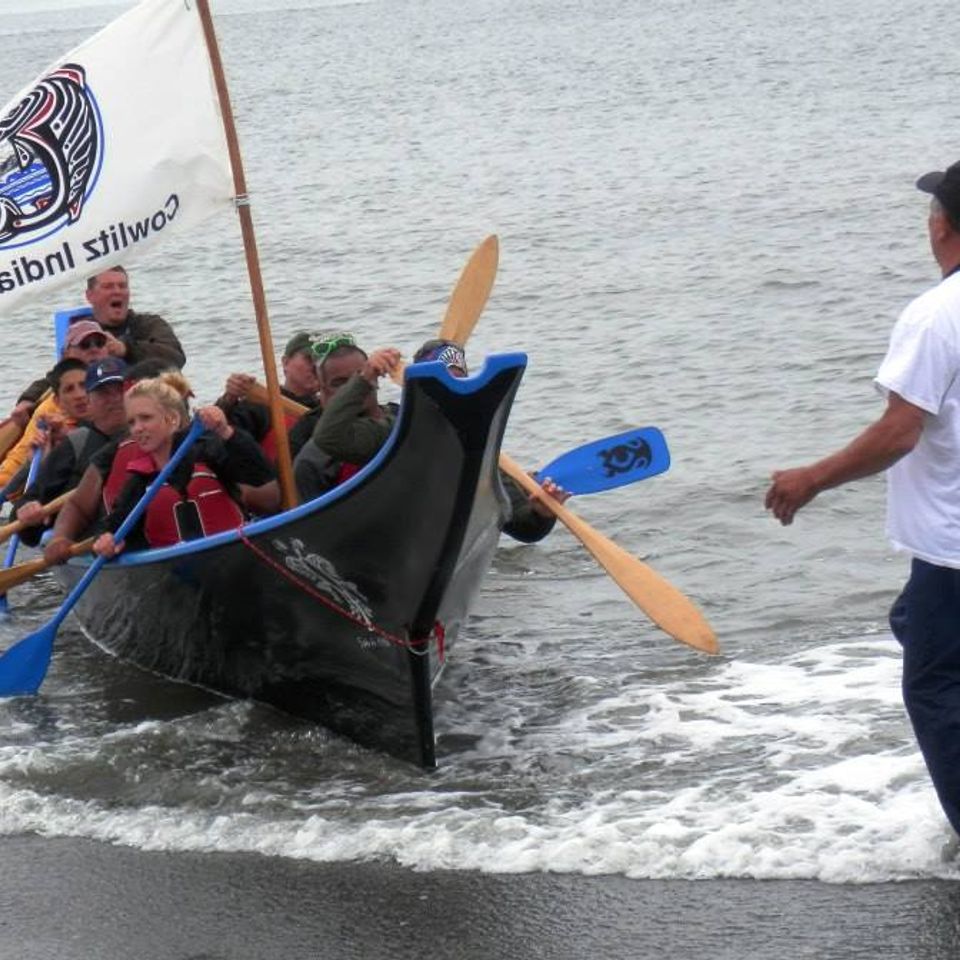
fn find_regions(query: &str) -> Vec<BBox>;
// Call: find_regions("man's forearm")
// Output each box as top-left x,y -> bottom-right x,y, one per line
809,397 -> 925,493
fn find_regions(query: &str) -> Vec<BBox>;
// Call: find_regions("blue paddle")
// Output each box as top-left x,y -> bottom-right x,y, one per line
0,417 -> 206,696
533,427 -> 670,496
0,446 -> 44,615
0,457 -> 33,511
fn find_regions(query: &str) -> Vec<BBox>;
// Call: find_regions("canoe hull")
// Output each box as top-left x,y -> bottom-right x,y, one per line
55,355 -> 526,767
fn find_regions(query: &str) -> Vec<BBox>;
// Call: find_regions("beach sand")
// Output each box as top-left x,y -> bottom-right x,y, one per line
2,836 -> 959,959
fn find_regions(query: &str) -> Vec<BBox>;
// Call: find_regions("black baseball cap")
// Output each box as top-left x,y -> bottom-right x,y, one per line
85,356 -> 127,391
916,160 -> 960,226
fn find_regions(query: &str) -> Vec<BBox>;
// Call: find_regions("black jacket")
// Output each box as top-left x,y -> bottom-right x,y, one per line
12,422 -> 118,547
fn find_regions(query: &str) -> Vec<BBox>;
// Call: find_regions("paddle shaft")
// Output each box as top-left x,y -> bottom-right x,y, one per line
0,448 -> 45,612
499,453 -> 718,654
0,538 -> 95,596
0,491 -> 72,546
245,383 -> 307,417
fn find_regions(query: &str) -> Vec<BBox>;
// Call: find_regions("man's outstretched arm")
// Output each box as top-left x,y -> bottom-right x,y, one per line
765,392 -> 926,525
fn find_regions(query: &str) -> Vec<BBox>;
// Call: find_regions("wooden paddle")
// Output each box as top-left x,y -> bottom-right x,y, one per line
438,234 -> 499,346
245,384 -> 310,417
499,453 -> 718,655
0,537 -> 95,595
389,234 -> 499,385
0,491 -> 73,547
235,381 -> 717,652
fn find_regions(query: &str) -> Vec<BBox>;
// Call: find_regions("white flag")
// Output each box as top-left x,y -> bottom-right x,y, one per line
0,0 -> 233,313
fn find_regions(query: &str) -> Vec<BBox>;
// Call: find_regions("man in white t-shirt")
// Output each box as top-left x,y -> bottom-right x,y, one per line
765,159 -> 960,835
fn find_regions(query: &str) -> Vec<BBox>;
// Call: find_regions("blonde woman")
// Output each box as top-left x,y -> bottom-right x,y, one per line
44,373 -> 279,563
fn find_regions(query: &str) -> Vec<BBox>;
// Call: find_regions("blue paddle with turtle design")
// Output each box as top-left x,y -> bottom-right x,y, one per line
534,427 -> 670,496
0,417 -> 205,696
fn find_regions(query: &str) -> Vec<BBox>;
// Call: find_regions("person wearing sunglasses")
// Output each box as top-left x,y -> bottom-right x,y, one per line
291,335 -> 402,500
216,330 -> 323,463
13,267 -> 185,424
5,262 -> 180,430
4,319 -> 112,432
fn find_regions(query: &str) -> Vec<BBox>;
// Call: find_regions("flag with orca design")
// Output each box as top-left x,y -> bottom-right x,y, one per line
0,0 -> 233,312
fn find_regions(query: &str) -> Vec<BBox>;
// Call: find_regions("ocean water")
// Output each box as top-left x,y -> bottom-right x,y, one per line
0,0 -> 957,886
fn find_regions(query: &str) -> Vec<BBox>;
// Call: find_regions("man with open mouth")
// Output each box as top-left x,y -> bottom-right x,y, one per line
84,264 -> 185,370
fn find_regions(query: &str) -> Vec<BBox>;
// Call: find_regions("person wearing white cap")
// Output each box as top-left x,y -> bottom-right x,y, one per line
765,158 -> 960,837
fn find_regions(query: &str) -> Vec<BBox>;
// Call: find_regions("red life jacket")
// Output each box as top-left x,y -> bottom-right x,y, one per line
105,446 -> 244,548
260,412 -> 300,463
102,439 -> 140,514
337,462 -> 361,486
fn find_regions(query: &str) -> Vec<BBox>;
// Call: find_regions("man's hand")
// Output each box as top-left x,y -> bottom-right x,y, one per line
361,348 -> 402,384
16,501 -> 45,528
92,532 -> 124,559
44,536 -> 76,565
103,331 -> 128,358
8,400 -> 34,429
222,373 -> 255,404
30,416 -> 63,456
46,414 -> 68,449
528,476 -> 571,518
765,467 -> 821,525
198,404 -> 234,441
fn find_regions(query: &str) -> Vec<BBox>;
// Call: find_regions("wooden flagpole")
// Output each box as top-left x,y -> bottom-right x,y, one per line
195,0 -> 298,509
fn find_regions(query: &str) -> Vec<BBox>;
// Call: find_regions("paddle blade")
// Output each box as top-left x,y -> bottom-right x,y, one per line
0,624 -> 54,695
500,452 -> 718,654
439,235 -> 499,346
0,419 -> 204,698
534,427 -> 670,496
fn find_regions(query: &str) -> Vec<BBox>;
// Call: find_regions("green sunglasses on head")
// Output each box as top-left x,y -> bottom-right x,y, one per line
311,332 -> 356,361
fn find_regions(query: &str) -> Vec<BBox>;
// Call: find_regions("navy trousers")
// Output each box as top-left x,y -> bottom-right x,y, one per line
890,558 -> 960,834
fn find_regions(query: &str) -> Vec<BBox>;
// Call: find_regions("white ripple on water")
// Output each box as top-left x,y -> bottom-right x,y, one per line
0,637 -> 954,884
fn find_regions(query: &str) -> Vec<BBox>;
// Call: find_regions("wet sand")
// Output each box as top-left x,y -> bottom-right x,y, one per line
2,835 -> 959,959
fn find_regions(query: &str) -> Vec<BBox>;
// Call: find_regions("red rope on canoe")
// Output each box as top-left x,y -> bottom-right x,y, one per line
238,529 -> 444,659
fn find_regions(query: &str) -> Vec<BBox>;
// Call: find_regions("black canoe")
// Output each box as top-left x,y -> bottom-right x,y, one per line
53,353 -> 527,768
